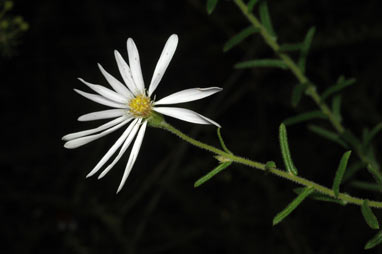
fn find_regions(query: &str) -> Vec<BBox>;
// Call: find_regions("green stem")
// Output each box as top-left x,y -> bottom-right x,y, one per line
233,0 -> 381,171
233,0 -> 343,133
158,121 -> 382,208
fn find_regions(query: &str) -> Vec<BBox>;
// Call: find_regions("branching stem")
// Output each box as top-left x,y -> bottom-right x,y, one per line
158,121 -> 382,208
233,0 -> 381,175
232,0 -> 382,175
233,0 -> 344,133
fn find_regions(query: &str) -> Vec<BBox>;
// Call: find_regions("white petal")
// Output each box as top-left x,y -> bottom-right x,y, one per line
78,109 -> 126,121
114,50 -> 140,96
148,34 -> 178,97
62,116 -> 127,141
154,87 -> 222,105
64,117 -> 132,149
98,118 -> 142,179
153,107 -> 220,128
127,38 -> 145,94
98,63 -> 133,99
86,118 -> 140,178
74,89 -> 127,109
117,120 -> 147,193
78,78 -> 129,104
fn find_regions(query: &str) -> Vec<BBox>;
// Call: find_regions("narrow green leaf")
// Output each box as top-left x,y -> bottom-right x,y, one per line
363,122 -> 382,148
206,0 -> 218,15
340,130 -> 361,149
273,187 -> 314,225
259,1 -> 276,39
194,162 -> 232,187
298,26 -> 316,74
265,161 -> 276,170
291,82 -> 309,107
350,181 -> 381,193
365,231 -> 382,250
247,0 -> 259,12
217,128 -> 232,154
279,42 -> 303,52
367,164 -> 382,189
308,124 -> 349,148
279,123 -> 298,175
361,200 -> 380,229
332,150 -> 352,197
293,187 -> 347,205
223,26 -> 259,52
283,110 -> 327,126
331,95 -> 342,123
235,59 -> 287,69
321,78 -> 356,101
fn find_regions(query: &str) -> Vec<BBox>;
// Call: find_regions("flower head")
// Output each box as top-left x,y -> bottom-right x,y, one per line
62,34 -> 222,193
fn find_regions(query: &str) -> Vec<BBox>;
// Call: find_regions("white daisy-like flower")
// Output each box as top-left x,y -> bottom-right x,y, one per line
62,34 -> 222,193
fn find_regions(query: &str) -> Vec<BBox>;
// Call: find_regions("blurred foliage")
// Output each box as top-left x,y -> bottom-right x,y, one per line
0,0 -> 28,57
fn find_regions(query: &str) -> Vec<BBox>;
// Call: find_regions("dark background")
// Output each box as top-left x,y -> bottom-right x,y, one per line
2,0 -> 382,253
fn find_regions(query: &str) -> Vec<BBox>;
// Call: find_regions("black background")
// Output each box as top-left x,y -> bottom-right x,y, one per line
2,0 -> 382,253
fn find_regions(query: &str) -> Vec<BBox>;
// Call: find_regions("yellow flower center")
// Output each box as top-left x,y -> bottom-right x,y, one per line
128,94 -> 152,118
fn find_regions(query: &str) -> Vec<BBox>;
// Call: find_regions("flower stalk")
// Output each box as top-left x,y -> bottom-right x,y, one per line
155,120 -> 382,208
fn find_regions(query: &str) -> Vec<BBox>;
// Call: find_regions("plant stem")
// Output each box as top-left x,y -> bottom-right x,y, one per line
233,0 -> 343,133
232,0 -> 380,173
158,121 -> 382,208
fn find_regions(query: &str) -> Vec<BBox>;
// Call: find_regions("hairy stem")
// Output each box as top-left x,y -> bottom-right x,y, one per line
232,0 -> 381,172
158,121 -> 382,208
233,0 -> 343,132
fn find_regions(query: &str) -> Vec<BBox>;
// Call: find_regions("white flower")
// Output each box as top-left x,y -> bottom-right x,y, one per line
62,34 -> 222,193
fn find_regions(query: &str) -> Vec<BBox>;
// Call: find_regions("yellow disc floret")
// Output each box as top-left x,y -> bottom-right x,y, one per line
128,94 -> 152,118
